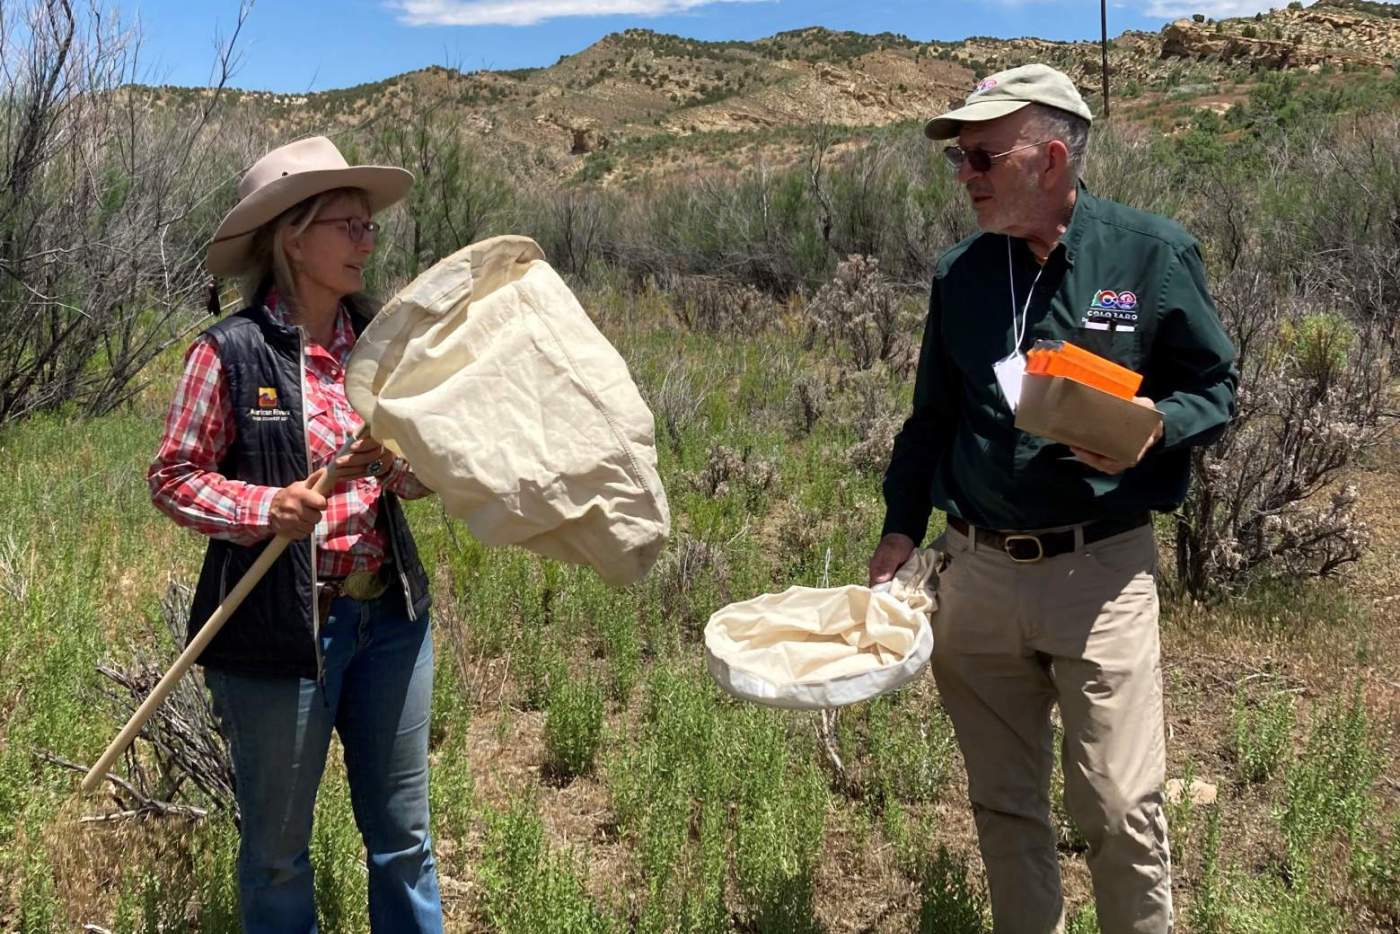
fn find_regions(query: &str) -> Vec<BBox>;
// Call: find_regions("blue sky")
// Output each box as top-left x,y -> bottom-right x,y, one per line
123,0 -> 1291,93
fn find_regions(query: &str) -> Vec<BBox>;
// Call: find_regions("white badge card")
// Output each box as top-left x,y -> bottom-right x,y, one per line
993,350 -> 1027,412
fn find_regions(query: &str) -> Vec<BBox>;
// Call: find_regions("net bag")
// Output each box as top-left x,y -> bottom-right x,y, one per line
344,235 -> 670,587
704,549 -> 940,709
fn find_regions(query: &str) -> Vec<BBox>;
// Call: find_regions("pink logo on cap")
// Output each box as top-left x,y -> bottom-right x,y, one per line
974,77 -> 998,93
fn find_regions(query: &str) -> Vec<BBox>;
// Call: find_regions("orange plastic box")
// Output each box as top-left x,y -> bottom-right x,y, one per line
1015,341 -> 1161,463
1025,340 -> 1142,400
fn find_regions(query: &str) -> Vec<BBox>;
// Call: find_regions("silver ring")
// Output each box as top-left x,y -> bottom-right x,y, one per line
366,459 -> 384,477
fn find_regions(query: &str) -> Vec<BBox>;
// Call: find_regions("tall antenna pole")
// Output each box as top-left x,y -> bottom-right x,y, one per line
1100,0 -> 1111,119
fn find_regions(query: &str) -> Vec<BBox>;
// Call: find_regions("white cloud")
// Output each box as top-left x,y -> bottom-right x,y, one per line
391,0 -> 772,27
1142,0 -> 1302,17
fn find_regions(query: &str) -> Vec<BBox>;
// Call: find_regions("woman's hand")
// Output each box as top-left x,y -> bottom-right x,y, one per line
334,437 -> 391,482
269,470 -> 328,539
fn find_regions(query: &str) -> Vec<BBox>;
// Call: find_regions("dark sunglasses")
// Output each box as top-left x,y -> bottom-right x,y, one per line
942,139 -> 1053,173
311,216 -> 380,243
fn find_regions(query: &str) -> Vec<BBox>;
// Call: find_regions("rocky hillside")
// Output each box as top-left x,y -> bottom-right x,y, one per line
151,0 -> 1400,185
1158,0 -> 1400,75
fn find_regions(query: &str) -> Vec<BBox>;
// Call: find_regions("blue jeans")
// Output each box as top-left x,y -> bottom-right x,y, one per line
205,590 -> 443,933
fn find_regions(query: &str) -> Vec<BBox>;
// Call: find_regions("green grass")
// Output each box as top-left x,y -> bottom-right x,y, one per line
1277,685 -> 1382,881
479,799 -> 621,934
544,675 -> 606,781
0,274 -> 1395,930
915,845 -> 989,933
1231,685 -> 1296,785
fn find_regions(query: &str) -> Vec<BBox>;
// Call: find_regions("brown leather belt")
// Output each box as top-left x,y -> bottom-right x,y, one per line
947,513 -> 1150,564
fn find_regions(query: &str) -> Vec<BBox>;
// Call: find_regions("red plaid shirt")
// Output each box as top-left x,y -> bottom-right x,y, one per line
149,294 -> 431,578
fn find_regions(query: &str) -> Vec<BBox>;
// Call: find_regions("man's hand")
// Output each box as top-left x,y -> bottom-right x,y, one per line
1070,396 -> 1164,476
868,533 -> 916,587
269,469 -> 328,539
334,436 -> 391,481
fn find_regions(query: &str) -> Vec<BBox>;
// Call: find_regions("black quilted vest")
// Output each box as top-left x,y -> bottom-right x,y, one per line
186,303 -> 432,679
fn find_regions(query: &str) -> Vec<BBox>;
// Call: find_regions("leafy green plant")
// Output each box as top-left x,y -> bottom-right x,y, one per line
192,819 -> 243,931
1277,686 -> 1381,880
1190,805 -> 1227,934
863,695 -> 955,807
1231,686 -> 1295,785
520,638 -> 569,711
728,709 -> 828,934
610,667 -> 727,932
1281,312 -> 1355,388
1351,811 -> 1400,922
429,731 -> 477,871
17,840 -> 58,934
479,800 -> 620,934
916,845 -> 990,934
1189,802 -> 1346,934
1066,902 -> 1099,934
544,675 -> 606,781
313,774 -> 370,933
1164,759 -> 1203,857
599,603 -> 643,702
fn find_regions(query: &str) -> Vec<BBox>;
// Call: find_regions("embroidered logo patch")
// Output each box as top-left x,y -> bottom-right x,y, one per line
1082,289 -> 1140,332
1090,289 -> 1138,311
251,386 -> 290,422
973,77 -> 998,94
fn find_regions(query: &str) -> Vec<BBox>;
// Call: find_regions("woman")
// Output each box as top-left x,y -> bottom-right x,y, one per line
149,136 -> 442,932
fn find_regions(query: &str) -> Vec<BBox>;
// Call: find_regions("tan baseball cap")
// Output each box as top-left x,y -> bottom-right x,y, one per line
924,63 -> 1093,140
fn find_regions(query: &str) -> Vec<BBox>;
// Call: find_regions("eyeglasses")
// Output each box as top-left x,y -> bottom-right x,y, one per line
311,216 -> 380,244
942,139 -> 1054,173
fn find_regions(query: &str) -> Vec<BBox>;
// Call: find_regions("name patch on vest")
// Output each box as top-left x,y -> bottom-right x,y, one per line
250,387 -> 291,422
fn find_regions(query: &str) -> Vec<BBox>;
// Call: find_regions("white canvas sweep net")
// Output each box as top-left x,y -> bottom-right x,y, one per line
344,235 -> 670,587
704,548 -> 940,709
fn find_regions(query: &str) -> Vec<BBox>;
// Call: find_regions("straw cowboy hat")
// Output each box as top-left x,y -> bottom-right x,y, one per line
207,136 -> 414,277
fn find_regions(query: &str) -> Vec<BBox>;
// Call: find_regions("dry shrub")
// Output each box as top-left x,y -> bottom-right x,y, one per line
1173,271 -> 1389,596
47,583 -> 236,823
643,360 -> 715,449
1085,117 -> 1400,597
788,372 -> 828,437
846,414 -> 901,476
805,255 -> 919,375
671,274 -> 776,335
0,0 -> 250,425
774,504 -> 826,571
654,534 -> 731,637
690,444 -> 777,501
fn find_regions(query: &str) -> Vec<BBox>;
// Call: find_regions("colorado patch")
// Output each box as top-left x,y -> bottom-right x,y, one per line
1082,289 -> 1140,333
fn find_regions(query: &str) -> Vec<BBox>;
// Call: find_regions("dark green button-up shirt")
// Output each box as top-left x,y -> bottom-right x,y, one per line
882,183 -> 1238,541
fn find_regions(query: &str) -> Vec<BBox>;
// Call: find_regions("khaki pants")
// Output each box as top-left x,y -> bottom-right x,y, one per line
931,522 -> 1171,934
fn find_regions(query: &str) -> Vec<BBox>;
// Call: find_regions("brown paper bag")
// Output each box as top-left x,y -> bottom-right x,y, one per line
1015,373 -> 1162,463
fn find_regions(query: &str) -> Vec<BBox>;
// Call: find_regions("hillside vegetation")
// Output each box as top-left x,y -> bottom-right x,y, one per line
1,0 -> 1398,930
140,0 -> 1400,186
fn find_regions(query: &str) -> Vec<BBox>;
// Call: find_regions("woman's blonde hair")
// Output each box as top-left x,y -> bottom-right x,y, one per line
238,187 -> 375,318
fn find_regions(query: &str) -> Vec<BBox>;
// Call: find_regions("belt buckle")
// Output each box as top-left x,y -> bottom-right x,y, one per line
342,569 -> 388,602
1003,534 -> 1045,564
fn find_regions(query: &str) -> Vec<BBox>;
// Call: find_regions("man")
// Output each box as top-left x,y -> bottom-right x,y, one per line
869,64 -> 1236,933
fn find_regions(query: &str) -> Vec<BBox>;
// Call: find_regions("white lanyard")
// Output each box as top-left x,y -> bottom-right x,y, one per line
994,236 -> 1045,412
1006,235 -> 1044,354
